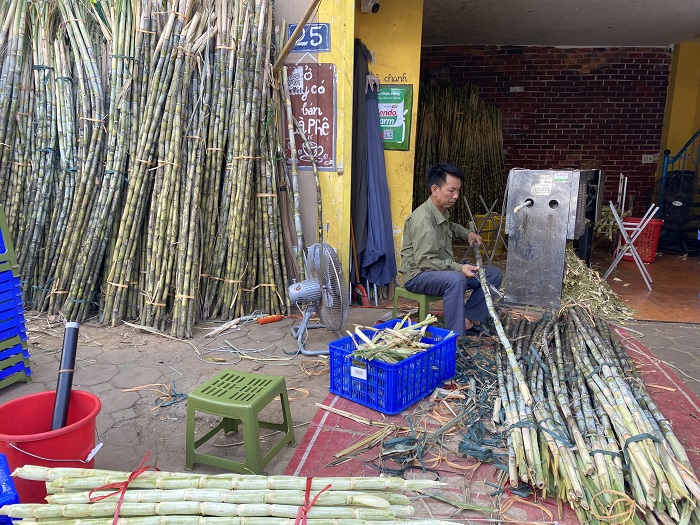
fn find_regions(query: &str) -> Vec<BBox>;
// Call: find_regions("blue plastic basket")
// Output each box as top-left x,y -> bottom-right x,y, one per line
0,271 -> 18,285
0,454 -> 19,508
0,342 -> 28,362
0,320 -> 27,343
0,303 -> 23,323
329,319 -> 457,415
0,286 -> 21,306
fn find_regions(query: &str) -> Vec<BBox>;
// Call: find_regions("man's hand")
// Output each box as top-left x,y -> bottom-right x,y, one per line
467,232 -> 482,246
461,263 -> 479,278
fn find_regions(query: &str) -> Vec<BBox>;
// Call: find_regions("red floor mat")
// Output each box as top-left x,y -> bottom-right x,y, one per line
285,327 -> 700,523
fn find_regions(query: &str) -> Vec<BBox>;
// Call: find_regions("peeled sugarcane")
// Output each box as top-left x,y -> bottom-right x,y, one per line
5,467 -> 460,524
2,502 -> 411,520
5,515 -> 464,525
350,315 -> 437,362
45,488 -> 408,507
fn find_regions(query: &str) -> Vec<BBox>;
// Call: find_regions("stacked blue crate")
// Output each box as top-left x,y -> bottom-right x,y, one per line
0,454 -> 19,521
0,206 -> 30,391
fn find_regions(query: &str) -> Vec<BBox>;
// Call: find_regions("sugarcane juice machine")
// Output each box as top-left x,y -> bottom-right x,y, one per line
504,168 -> 603,308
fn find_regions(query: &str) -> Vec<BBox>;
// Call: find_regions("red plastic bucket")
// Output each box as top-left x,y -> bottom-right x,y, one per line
0,390 -> 101,503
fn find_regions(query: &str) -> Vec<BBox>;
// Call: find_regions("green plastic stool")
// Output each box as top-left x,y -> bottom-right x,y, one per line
185,370 -> 295,474
392,286 -> 442,321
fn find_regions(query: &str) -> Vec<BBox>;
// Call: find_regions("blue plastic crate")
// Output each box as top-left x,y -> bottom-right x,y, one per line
0,342 -> 28,362
0,336 -> 22,354
0,286 -> 21,306
329,319 -> 457,415
0,454 -> 19,508
0,303 -> 23,323
0,271 -> 18,285
0,355 -> 31,381
0,321 -> 27,343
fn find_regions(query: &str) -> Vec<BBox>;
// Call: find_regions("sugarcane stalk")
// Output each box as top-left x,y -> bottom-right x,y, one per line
10,467 -> 444,493
2,502 -> 410,520
471,242 -> 531,405
46,489 -> 402,508
1,519 -> 460,525
281,65 -> 305,278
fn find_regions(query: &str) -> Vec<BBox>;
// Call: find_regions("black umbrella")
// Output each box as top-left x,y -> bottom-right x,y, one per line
350,39 -> 371,271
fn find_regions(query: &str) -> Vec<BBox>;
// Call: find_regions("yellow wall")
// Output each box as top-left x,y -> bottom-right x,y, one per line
355,0 -> 425,265
661,42 -> 700,158
278,1 -> 356,273
316,0 -> 355,273
277,0 -> 424,275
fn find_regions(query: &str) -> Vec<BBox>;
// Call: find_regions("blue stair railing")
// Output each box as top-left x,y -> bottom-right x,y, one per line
660,128 -> 700,203
659,129 -> 700,253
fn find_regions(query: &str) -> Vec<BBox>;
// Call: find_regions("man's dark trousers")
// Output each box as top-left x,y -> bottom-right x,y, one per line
404,266 -> 502,336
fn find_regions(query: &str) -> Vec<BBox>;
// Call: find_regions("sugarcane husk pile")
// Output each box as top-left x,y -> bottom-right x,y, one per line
470,244 -> 700,525
562,243 -> 635,321
0,0 -> 299,338
413,82 -> 506,224
349,314 -> 443,364
2,466 -> 464,525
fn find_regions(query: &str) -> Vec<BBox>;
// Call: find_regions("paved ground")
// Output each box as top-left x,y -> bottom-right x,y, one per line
0,306 -> 699,521
2,307 -> 699,474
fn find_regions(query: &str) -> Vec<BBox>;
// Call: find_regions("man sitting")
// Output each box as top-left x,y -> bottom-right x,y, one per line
398,162 -> 502,336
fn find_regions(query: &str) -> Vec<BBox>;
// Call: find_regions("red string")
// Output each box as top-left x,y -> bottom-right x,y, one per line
89,450 -> 160,525
294,477 -> 332,525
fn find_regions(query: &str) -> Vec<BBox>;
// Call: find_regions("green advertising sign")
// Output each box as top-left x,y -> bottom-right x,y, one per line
377,84 -> 413,151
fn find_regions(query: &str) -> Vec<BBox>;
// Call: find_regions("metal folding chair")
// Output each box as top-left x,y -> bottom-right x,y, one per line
602,202 -> 659,291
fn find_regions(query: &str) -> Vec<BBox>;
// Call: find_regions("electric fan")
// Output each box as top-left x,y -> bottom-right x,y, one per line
288,242 -> 350,355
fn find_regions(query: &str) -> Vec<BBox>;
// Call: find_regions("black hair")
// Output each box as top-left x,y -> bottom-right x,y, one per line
427,163 -> 464,189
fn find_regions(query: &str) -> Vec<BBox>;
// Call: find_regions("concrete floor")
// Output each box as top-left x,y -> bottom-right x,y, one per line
0,248 -> 698,520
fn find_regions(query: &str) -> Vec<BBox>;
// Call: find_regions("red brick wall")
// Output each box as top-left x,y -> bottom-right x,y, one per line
420,46 -> 672,215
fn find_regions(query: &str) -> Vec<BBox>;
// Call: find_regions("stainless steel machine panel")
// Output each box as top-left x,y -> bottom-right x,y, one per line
503,169 -> 600,308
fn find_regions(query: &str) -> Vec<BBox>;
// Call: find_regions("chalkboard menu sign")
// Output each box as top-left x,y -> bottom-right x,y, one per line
286,63 -> 336,171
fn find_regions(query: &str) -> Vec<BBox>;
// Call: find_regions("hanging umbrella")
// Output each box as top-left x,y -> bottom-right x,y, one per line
360,84 -> 397,287
350,39 -> 371,266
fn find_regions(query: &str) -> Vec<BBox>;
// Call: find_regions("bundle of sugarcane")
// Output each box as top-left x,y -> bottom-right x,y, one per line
0,0 -> 294,337
470,244 -> 700,525
1,466 -> 463,525
412,82 -> 506,225
491,307 -> 700,525
350,315 -> 440,363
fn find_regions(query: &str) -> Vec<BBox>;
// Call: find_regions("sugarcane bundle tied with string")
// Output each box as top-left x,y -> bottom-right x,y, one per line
470,243 -> 700,525
2,466 -> 464,524
0,0 -> 305,338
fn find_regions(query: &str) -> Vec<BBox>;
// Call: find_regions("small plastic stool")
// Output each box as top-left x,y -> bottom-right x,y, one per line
185,370 -> 295,474
392,286 -> 442,321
